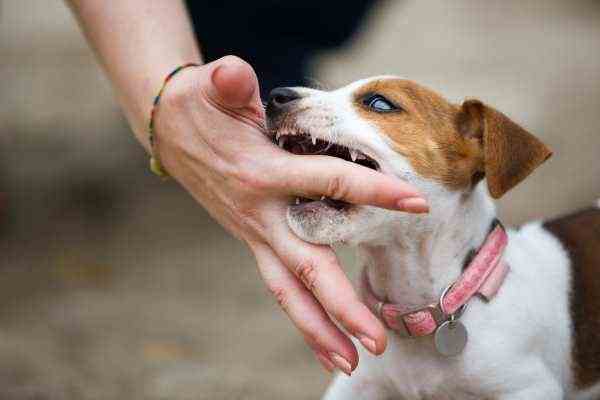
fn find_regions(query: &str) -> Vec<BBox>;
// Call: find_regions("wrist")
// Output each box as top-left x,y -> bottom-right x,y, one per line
121,59 -> 203,152
147,63 -> 203,177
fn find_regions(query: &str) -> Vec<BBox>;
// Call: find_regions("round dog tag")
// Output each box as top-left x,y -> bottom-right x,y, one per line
434,320 -> 468,356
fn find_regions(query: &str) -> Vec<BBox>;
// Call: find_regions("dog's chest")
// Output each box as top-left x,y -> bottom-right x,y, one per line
376,335 -> 493,399
355,224 -> 574,399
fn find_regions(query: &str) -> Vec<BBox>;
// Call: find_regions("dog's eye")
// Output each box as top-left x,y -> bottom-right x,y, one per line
363,94 -> 398,112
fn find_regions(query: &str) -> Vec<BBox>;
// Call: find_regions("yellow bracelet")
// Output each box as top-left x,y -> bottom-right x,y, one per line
148,63 -> 201,178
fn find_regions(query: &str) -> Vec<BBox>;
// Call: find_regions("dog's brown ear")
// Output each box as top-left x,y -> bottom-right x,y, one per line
457,99 -> 552,199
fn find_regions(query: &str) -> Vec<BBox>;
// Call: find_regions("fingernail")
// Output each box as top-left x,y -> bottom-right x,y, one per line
397,197 -> 429,213
329,352 -> 352,376
356,334 -> 377,354
315,351 -> 335,373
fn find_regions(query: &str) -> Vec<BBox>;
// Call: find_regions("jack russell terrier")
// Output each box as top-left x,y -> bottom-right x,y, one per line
265,76 -> 600,400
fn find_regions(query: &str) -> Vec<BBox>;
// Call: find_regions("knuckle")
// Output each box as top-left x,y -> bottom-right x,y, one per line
326,175 -> 349,200
233,164 -> 270,191
162,79 -> 196,111
243,212 -> 268,238
295,259 -> 319,292
226,197 -> 267,235
269,286 -> 289,312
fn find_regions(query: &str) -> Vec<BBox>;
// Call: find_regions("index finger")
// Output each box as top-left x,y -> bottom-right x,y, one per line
273,155 -> 429,213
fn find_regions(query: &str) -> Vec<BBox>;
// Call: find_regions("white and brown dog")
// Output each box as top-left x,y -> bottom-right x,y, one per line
265,76 -> 600,400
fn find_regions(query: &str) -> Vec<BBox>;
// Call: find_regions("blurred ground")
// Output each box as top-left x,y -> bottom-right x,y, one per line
1,1 -> 599,399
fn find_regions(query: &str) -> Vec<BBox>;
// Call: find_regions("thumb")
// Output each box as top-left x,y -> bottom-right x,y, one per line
204,55 -> 264,119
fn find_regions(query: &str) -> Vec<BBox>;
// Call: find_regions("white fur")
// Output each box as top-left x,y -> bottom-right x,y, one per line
281,77 -> 590,399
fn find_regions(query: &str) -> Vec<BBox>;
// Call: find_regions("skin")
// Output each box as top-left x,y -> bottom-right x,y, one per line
66,0 -> 429,374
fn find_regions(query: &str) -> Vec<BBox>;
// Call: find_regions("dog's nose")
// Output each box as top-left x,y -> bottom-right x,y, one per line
268,87 -> 301,111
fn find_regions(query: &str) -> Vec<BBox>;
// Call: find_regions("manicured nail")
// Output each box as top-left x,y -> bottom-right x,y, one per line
356,334 -> 377,354
397,197 -> 429,213
329,352 -> 352,376
315,351 -> 335,373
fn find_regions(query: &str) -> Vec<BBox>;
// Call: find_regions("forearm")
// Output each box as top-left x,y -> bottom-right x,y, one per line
67,0 -> 202,150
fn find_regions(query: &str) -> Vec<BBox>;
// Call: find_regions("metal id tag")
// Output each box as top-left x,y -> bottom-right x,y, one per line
434,320 -> 468,356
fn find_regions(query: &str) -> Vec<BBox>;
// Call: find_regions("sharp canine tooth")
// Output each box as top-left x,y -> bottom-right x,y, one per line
295,198 -> 300,205
276,132 -> 281,140
320,196 -> 326,200
278,137 -> 286,148
350,149 -> 358,162
312,136 -> 317,145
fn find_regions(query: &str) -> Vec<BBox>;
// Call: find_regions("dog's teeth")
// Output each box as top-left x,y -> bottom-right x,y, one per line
278,137 -> 286,148
320,196 -> 326,200
295,198 -> 300,205
311,136 -> 317,145
276,132 -> 281,140
350,149 -> 358,162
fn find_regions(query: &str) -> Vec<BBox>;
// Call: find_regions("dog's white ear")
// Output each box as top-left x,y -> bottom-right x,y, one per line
457,99 -> 552,199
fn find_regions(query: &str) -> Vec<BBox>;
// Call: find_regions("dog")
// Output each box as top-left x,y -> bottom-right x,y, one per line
265,76 -> 600,400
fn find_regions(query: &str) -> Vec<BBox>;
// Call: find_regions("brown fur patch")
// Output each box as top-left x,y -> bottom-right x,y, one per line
354,79 -> 483,190
457,100 -> 552,198
353,79 -> 552,197
544,208 -> 600,389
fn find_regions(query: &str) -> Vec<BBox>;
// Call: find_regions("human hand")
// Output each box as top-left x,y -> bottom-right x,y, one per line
152,56 -> 428,375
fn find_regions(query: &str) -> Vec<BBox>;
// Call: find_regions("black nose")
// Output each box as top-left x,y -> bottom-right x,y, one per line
268,87 -> 301,110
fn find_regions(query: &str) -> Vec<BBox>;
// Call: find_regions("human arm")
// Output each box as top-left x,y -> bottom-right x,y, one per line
67,0 -> 428,374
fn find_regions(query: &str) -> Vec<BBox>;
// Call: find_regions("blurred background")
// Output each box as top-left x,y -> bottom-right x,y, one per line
1,1 -> 599,399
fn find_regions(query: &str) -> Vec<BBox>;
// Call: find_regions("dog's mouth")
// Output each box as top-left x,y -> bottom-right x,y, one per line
271,128 -> 380,211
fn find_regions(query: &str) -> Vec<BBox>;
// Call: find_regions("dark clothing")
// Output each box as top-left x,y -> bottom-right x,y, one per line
185,1 -> 379,97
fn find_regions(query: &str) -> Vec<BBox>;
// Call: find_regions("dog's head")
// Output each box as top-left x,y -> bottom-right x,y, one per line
266,77 -> 552,245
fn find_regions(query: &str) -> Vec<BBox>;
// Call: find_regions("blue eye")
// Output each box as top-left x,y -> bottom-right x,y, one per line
364,95 -> 397,112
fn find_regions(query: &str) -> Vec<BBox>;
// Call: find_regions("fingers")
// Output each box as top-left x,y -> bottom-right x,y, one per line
265,215 -> 388,359
274,154 -> 429,213
251,243 -> 358,375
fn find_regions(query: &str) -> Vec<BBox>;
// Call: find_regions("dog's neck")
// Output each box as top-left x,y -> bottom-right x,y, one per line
358,184 -> 497,310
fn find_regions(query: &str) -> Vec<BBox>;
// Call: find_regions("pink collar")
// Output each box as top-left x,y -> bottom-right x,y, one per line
361,221 -> 510,338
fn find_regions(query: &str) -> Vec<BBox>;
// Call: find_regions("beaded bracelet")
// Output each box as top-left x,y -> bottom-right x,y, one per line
148,62 -> 202,177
